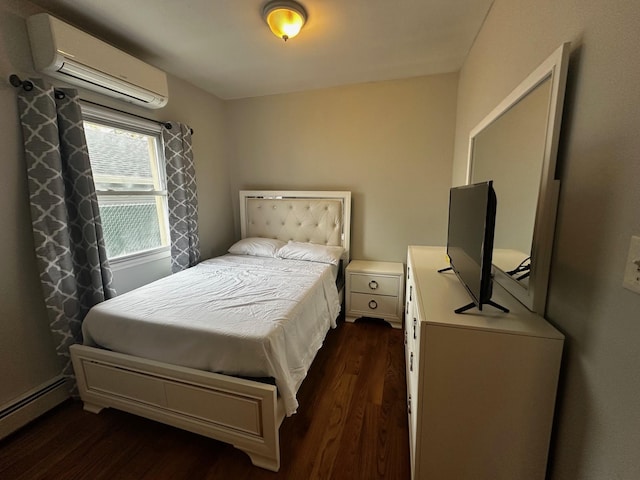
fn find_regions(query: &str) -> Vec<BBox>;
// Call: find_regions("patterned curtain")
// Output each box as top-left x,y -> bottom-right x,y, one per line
162,122 -> 200,273
16,78 -> 116,382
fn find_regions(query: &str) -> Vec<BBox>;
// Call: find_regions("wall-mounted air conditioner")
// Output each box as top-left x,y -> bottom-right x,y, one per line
27,13 -> 169,109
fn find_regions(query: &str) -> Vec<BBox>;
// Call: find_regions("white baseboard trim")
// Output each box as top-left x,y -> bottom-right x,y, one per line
0,376 -> 70,440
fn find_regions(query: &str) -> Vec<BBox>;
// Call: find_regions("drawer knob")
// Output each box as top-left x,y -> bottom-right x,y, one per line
369,280 -> 379,290
368,299 -> 378,309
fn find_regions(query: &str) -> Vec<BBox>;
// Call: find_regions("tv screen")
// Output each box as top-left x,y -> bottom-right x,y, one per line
445,181 -> 507,314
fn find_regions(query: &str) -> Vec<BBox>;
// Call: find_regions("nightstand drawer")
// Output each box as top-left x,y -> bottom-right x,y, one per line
345,260 -> 404,329
350,274 -> 399,296
350,293 -> 398,316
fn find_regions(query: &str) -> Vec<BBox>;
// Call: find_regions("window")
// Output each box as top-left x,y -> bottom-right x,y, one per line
82,104 -> 170,262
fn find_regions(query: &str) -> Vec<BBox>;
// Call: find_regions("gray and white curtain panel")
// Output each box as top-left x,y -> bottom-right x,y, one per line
162,122 -> 200,273
16,78 -> 115,383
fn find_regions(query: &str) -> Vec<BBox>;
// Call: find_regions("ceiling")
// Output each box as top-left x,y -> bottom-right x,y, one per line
29,0 -> 494,100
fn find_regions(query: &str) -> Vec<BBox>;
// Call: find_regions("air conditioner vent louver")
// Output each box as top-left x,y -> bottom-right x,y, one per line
59,61 -> 159,104
27,13 -> 168,109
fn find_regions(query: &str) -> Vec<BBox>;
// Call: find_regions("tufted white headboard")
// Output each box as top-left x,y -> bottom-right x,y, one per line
239,190 -> 351,261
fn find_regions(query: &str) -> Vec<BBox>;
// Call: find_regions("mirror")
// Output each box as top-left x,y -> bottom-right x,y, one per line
467,43 -> 570,314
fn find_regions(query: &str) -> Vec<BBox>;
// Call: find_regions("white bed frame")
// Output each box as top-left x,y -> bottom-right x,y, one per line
70,190 -> 351,472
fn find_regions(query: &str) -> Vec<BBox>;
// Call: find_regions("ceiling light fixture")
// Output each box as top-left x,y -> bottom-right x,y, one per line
262,0 -> 307,42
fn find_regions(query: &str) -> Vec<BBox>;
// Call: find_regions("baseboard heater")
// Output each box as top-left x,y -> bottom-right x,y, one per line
0,376 -> 69,440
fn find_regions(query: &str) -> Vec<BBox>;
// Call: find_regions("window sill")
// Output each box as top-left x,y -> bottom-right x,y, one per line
109,247 -> 171,271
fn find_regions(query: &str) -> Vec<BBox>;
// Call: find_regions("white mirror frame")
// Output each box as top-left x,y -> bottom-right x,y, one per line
466,42 -> 570,314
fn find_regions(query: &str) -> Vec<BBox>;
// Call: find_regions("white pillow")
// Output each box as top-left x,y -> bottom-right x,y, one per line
277,241 -> 344,265
228,237 -> 286,258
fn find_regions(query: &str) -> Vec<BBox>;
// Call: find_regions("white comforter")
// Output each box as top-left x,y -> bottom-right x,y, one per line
82,254 -> 341,416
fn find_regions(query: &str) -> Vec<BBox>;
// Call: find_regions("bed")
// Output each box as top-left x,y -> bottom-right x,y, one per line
69,190 -> 352,472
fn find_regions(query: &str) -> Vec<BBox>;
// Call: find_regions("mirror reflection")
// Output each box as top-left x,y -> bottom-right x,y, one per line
470,76 -> 552,288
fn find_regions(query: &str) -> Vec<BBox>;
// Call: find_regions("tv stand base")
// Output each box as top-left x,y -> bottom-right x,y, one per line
454,300 -> 510,314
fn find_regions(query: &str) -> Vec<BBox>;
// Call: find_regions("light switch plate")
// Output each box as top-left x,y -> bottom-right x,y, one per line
622,235 -> 640,294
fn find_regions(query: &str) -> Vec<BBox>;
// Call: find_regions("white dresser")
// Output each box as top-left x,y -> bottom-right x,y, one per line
345,260 -> 404,329
405,246 -> 564,480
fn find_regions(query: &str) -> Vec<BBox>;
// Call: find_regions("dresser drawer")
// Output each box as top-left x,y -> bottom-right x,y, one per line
350,292 -> 398,316
350,274 -> 399,296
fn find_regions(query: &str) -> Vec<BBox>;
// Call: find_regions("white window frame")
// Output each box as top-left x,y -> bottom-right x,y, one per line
81,103 -> 171,269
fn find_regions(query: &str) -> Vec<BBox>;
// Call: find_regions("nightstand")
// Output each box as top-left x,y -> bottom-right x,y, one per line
345,260 -> 405,329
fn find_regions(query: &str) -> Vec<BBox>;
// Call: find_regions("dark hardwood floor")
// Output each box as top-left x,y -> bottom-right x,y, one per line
0,318 -> 410,480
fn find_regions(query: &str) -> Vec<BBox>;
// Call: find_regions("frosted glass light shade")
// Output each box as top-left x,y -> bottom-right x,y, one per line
263,1 -> 307,41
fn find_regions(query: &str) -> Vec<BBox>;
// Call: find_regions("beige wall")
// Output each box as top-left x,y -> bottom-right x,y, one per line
226,74 -> 458,263
0,0 -> 232,406
454,1 -> 640,478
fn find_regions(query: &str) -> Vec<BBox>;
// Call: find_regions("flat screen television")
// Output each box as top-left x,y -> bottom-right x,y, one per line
441,180 -> 508,314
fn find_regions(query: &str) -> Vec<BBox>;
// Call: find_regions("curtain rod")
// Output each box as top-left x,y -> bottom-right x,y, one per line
9,74 -> 194,135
